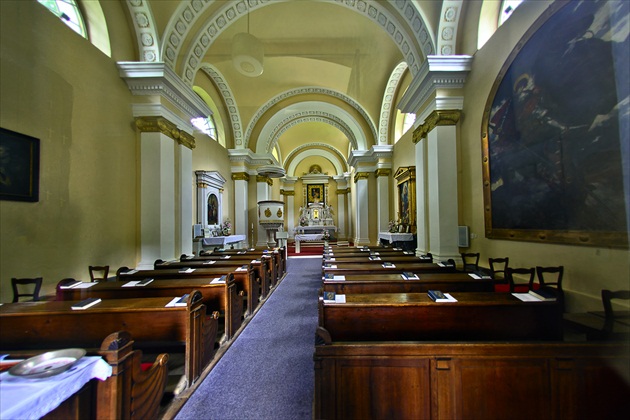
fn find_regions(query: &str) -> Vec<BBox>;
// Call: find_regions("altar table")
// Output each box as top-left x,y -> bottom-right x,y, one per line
294,233 -> 325,253
378,232 -> 415,250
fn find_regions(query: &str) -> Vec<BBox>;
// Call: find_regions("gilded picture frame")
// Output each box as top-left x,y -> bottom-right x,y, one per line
307,184 -> 325,205
0,127 -> 40,202
394,166 -> 416,234
481,0 -> 628,248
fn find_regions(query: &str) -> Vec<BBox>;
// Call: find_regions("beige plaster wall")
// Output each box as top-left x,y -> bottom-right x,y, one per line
0,2 -> 137,301
459,1 -> 629,312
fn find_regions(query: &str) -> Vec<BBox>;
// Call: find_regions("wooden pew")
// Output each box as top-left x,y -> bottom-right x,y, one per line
153,259 -> 262,317
313,341 -> 630,420
1,331 -> 168,420
322,261 -> 456,276
183,254 -> 273,299
322,272 -> 494,294
323,255 -> 433,264
117,268 -> 244,337
200,247 -> 286,285
56,274 -> 241,341
317,292 -> 563,342
0,291 -> 218,388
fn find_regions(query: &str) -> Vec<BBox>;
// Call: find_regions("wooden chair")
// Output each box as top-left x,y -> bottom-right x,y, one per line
506,267 -> 535,293
460,253 -> 480,272
601,289 -> 630,338
11,277 -> 43,302
89,265 -> 110,282
489,258 -> 509,283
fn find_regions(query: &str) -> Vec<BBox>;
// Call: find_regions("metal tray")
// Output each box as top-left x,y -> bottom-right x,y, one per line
8,348 -> 86,378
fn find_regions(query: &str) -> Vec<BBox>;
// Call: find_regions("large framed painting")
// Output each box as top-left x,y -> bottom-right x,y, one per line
307,184 -> 325,205
481,0 -> 629,248
0,127 -> 40,202
394,166 -> 416,233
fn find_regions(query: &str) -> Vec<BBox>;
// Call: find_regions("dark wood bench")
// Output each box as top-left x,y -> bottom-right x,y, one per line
322,272 -> 494,294
0,291 -> 218,388
322,261 -> 456,276
199,247 -> 286,286
116,268 -> 244,338
313,341 -> 630,419
152,260 -> 261,317
317,292 -> 563,342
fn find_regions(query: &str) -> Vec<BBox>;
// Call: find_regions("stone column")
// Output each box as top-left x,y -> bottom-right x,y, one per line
256,175 -> 272,247
134,117 -> 180,269
414,110 -> 461,261
178,133 -> 195,255
333,175 -> 349,241
282,177 -> 297,238
353,172 -> 370,246
232,172 -> 250,240
375,168 -> 391,244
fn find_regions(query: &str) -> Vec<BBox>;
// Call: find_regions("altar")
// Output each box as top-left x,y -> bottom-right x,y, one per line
194,234 -> 247,253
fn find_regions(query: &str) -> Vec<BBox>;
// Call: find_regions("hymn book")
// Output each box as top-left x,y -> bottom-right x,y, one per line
71,298 -> 102,310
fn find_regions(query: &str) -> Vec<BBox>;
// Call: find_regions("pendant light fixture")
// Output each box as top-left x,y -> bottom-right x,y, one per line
232,6 -> 264,77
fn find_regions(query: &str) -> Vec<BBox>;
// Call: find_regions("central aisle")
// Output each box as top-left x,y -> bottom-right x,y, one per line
175,256 -> 322,420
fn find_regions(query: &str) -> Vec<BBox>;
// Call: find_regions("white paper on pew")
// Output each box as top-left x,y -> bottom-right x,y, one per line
394,248 -> 402,251
371,252 -> 380,255
210,277 -> 226,284
335,294 -> 346,303
512,293 -> 541,302
469,273 -> 481,279
165,297 -> 187,307
122,281 -> 140,287
203,260 -> 216,264
434,293 -> 457,302
329,258 -> 336,261
382,263 -> 396,268
236,266 -> 248,271
179,268 -> 195,273
328,265 -> 337,268
251,260 -> 261,263
72,282 -> 97,289
222,255 -> 231,259
59,282 -> 83,289
124,269 -> 138,274
333,275 -> 345,281
401,274 -> 419,280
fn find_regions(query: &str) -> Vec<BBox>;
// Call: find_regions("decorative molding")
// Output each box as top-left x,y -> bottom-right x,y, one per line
337,188 -> 350,195
231,172 -> 250,182
244,86 -> 376,151
413,110 -> 461,143
124,0 -> 160,62
285,144 -> 347,177
134,116 -> 196,149
437,1 -> 464,56
397,55 -> 472,114
200,64 -> 244,146
281,190 -> 295,196
354,172 -> 371,183
375,168 -> 391,177
256,175 -> 273,186
348,145 -> 393,168
175,0 -> 431,85
379,62 -> 408,144
117,62 -> 211,121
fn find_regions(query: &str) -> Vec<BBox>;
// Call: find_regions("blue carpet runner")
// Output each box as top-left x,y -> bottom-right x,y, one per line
175,256 -> 322,420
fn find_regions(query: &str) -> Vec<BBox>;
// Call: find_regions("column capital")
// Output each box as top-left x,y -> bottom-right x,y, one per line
134,116 -> 196,149
375,168 -> 391,178
354,172 -> 370,183
337,188 -> 350,195
281,189 -> 295,196
413,110 -> 461,143
256,175 -> 273,186
231,172 -> 250,182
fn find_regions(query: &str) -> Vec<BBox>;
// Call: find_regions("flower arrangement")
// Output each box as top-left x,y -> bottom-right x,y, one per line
221,218 -> 232,235
299,216 -> 307,226
322,229 -> 331,240
388,220 -> 399,233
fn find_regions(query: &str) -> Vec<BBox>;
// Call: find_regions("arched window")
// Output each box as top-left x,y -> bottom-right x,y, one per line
37,0 -> 87,38
499,0 -> 524,26
191,116 -> 218,141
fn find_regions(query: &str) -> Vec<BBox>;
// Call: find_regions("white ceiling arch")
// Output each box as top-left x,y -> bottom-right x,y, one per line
156,0 -> 433,84
255,101 -> 366,154
285,144 -> 347,177
245,87 -> 376,151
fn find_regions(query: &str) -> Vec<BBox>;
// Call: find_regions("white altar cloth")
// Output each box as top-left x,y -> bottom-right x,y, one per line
0,356 -> 111,420
202,234 -> 246,248
378,232 -> 414,243
294,233 -> 325,253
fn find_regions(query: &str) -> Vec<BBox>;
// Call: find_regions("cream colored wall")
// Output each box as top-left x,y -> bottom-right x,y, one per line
459,1 -> 629,313
191,133 -> 232,226
0,2 -> 137,301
